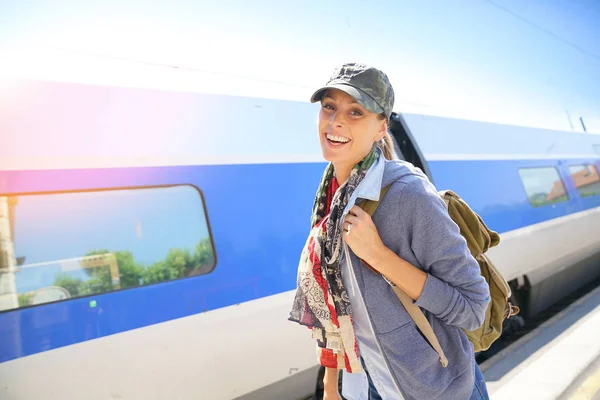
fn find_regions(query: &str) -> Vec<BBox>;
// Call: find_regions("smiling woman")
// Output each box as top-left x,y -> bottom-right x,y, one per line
288,63 -> 492,400
318,90 -> 388,183
311,64 -> 396,184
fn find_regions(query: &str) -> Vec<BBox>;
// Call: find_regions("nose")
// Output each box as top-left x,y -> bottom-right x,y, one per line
329,110 -> 344,128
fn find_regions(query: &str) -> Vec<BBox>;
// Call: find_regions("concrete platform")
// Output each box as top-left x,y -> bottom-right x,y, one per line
480,284 -> 600,400
559,355 -> 600,400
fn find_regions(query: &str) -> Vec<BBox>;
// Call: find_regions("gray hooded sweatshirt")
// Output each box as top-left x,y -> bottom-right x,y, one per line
340,156 -> 491,400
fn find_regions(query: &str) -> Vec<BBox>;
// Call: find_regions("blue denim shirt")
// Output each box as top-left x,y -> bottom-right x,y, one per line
339,149 -> 403,400
336,149 -> 490,400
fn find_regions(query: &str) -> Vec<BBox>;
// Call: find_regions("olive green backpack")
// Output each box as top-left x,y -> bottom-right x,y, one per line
359,186 -> 519,367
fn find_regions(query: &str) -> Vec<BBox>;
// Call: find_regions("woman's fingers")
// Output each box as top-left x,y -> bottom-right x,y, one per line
348,205 -> 367,218
344,214 -> 360,225
343,221 -> 352,233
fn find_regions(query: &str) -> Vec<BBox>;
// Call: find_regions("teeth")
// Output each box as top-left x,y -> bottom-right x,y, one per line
327,133 -> 350,143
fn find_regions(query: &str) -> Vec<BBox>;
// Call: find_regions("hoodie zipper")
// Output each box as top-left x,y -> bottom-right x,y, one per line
343,240 -> 406,399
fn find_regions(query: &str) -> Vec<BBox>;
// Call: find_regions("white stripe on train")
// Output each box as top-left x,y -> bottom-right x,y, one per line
1,153 -> 597,172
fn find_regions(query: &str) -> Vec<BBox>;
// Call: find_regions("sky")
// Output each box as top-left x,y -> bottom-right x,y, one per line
0,0 -> 599,134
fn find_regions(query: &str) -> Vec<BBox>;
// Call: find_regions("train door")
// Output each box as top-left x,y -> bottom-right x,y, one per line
388,113 -> 434,183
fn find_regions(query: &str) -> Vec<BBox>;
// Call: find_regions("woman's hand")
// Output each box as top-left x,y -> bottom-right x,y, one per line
344,204 -> 428,301
343,205 -> 386,265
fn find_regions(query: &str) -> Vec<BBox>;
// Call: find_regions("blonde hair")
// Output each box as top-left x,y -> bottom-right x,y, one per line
379,132 -> 395,160
376,113 -> 395,160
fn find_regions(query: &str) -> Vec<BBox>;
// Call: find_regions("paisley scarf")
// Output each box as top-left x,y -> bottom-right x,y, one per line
288,146 -> 379,372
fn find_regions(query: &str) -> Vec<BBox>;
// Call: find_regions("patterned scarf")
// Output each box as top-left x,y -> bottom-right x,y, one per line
288,146 -> 379,373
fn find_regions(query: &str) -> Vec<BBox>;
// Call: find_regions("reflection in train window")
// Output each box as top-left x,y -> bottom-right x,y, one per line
518,167 -> 569,207
568,164 -> 600,198
0,185 -> 215,312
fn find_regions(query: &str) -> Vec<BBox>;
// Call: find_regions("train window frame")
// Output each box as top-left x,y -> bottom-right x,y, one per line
567,163 -> 600,198
0,183 -> 217,313
517,166 -> 569,207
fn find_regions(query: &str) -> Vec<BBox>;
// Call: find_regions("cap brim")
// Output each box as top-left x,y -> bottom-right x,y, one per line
309,83 -> 384,115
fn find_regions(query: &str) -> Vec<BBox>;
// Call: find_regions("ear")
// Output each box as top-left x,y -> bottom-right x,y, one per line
374,119 -> 387,142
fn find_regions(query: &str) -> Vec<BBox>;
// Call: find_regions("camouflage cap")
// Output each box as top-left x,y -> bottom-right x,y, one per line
310,62 -> 395,120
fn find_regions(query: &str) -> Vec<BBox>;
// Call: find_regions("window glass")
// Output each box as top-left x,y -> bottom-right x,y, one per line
568,164 -> 600,198
518,167 -> 569,207
0,185 -> 215,312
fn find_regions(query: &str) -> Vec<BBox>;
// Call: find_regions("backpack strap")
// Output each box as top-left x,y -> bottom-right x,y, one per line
390,284 -> 449,368
360,185 -> 391,215
359,186 -> 449,368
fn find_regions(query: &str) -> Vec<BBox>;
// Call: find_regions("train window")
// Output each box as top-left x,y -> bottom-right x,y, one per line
568,164 -> 600,198
518,167 -> 569,207
0,185 -> 216,312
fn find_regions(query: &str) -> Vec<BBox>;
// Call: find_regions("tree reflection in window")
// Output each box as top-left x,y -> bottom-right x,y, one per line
18,239 -> 214,307
1,185 -> 216,311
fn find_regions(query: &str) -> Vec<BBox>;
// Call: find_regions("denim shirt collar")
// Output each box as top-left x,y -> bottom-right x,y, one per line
342,147 -> 386,217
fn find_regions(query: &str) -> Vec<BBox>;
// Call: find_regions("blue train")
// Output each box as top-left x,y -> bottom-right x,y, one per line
1,77 -> 599,400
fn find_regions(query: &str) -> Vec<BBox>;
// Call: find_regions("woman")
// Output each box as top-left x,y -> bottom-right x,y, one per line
288,63 -> 491,400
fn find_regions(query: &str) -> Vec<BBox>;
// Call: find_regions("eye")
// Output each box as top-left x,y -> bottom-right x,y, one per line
322,103 -> 335,111
349,108 -> 363,117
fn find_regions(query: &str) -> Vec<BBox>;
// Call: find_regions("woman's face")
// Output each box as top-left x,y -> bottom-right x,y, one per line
318,88 -> 387,169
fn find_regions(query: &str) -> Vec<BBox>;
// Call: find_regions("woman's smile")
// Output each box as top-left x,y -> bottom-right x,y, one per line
324,132 -> 352,148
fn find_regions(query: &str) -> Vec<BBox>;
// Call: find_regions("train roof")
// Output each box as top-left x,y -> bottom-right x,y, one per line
1,78 -> 599,171
400,113 -> 600,161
